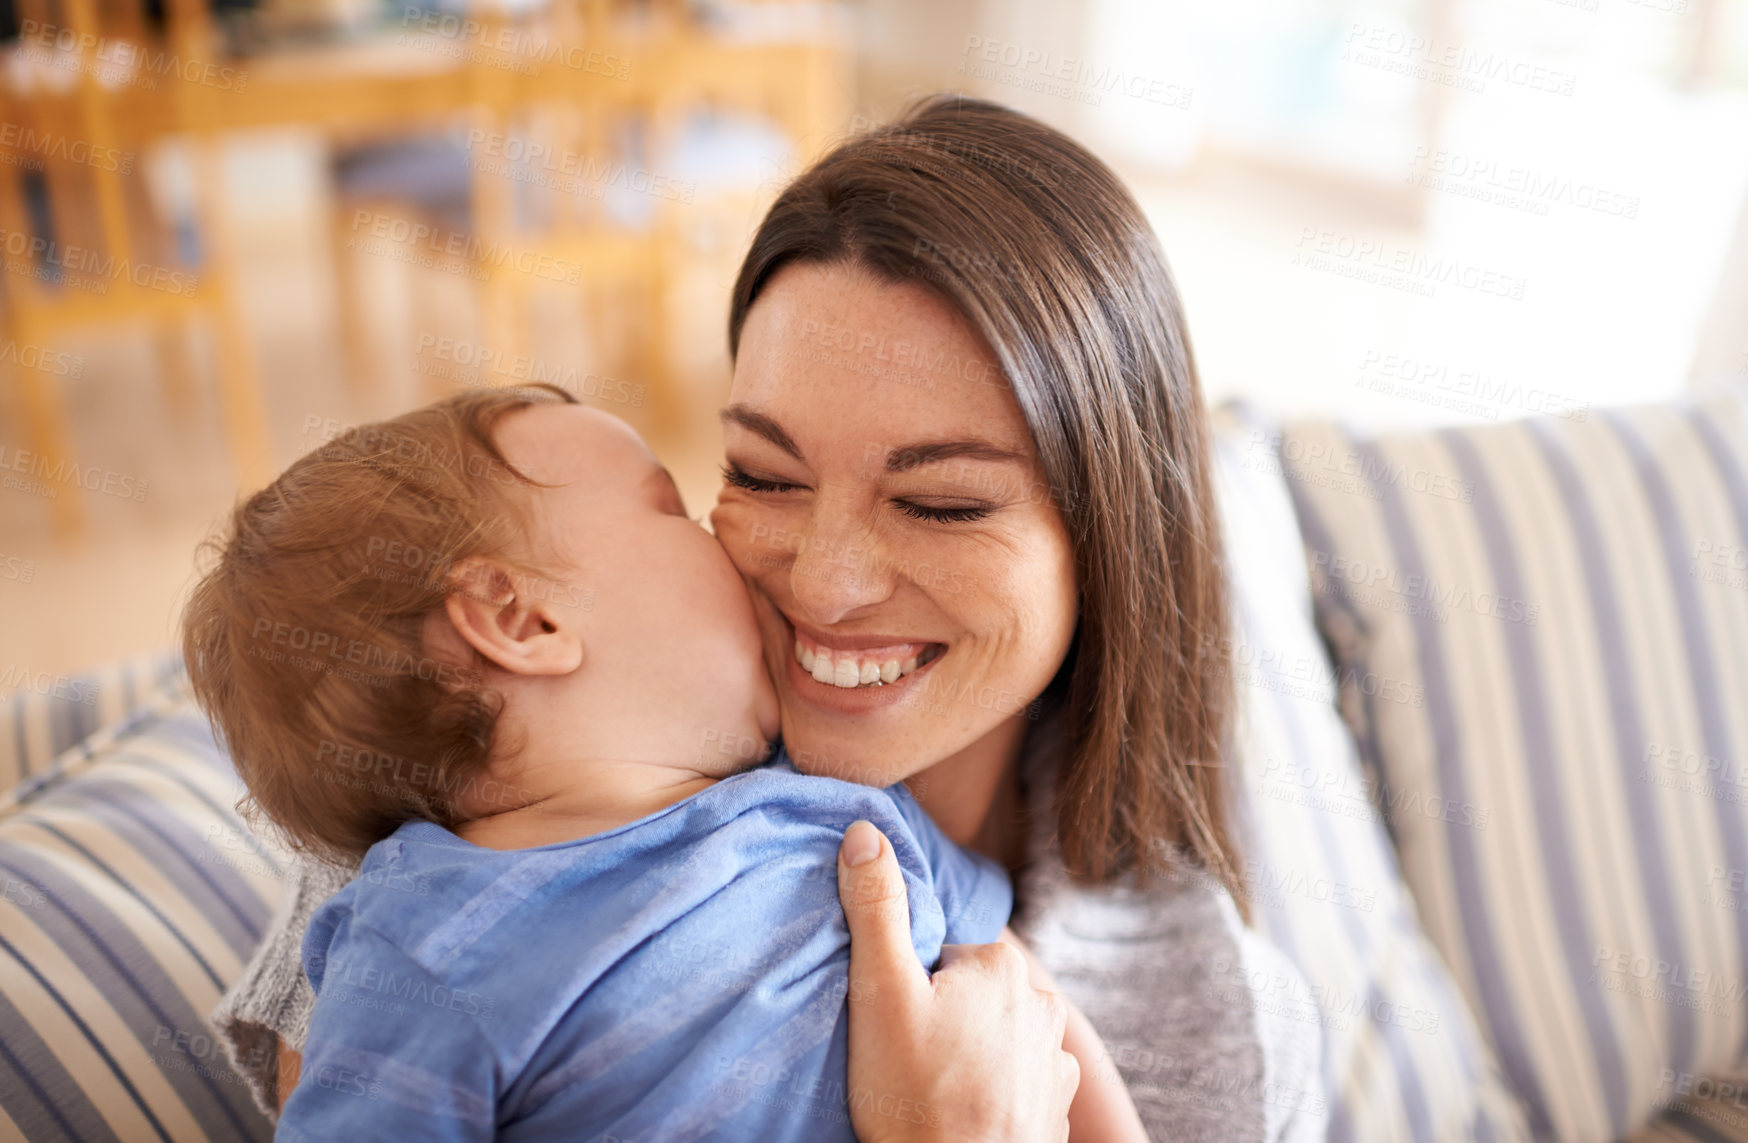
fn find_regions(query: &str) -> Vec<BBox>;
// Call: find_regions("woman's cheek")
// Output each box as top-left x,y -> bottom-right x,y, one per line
724,499 -> 810,588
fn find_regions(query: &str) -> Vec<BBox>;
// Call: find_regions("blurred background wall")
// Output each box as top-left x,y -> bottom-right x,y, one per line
2,0 -> 1746,678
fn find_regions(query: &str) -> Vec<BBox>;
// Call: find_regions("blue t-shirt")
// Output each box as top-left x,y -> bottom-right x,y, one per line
280,754 -> 1012,1142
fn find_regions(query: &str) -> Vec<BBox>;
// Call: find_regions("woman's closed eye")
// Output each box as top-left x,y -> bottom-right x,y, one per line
895,501 -> 994,524
723,462 -> 996,525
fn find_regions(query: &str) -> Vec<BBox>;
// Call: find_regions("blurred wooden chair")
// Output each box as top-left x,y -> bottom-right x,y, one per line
323,0 -> 557,397
0,0 -> 272,535
323,0 -> 849,436
326,132 -> 478,391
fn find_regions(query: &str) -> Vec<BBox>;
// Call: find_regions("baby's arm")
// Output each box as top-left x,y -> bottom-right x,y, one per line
282,919 -> 496,1142
1000,927 -> 1149,1143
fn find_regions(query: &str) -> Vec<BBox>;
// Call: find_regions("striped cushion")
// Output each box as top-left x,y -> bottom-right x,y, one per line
1276,387 -> 1748,1142
0,654 -> 188,800
1212,406 -> 1531,1142
0,684 -> 284,1141
1633,1086 -> 1748,1142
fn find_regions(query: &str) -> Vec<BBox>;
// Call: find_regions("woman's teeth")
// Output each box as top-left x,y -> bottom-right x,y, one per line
795,640 -> 937,689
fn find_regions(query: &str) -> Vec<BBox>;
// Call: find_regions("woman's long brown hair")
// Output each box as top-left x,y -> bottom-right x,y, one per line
728,95 -> 1242,910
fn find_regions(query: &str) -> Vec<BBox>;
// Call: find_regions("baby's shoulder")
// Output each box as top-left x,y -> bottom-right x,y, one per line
707,764 -> 1008,945
307,825 -> 512,966
709,762 -> 919,842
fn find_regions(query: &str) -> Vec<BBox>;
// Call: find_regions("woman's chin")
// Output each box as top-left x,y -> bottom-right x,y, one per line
778,719 -> 917,789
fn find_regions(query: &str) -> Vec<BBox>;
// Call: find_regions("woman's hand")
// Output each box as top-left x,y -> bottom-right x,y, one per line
837,820 -> 1079,1143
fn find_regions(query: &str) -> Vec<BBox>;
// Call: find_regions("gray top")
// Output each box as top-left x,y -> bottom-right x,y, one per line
212,753 -> 1326,1143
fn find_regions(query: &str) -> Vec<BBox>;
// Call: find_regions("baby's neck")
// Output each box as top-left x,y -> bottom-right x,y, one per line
453,755 -> 726,851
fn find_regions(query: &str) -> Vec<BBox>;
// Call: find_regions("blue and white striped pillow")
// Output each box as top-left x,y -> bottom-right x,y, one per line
0,682 -> 285,1141
1276,388 -> 1748,1142
0,653 -> 188,801
1631,1090 -> 1748,1143
1213,406 -> 1531,1142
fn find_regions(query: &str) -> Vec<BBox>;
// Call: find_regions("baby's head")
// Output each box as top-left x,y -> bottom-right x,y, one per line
183,385 -> 778,861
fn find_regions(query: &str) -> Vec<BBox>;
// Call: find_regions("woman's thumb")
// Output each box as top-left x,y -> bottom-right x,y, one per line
838,821 -> 927,994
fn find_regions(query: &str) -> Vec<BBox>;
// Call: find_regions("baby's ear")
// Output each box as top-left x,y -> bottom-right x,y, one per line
441,557 -> 583,677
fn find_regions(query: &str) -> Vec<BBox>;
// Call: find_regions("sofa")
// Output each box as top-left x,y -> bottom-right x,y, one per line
3,385 -> 1746,1142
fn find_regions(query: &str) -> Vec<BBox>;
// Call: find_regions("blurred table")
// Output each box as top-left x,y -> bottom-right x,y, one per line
1,22 -> 844,148
0,6 -> 847,529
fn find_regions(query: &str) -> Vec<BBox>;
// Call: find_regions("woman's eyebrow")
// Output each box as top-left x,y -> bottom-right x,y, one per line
719,406 -> 1024,472
884,441 -> 1026,472
719,405 -> 803,460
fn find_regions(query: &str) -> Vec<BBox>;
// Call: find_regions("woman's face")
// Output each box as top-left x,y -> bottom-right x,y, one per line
711,261 -> 1079,790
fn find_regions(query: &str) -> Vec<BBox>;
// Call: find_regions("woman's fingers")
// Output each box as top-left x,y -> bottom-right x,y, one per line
839,822 -> 1076,1142
932,939 -> 1032,998
837,820 -> 929,997
936,941 -> 973,968
1039,986 -> 1069,1042
1055,1050 -> 1081,1143
1057,1047 -> 1082,1107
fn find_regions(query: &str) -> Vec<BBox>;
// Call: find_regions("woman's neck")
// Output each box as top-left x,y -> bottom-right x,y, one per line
905,715 -> 1030,871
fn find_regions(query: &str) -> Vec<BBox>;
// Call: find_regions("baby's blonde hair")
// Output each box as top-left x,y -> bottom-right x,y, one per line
182,384 -> 577,861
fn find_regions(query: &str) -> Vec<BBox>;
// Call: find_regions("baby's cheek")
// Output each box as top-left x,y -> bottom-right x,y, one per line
708,502 -> 757,564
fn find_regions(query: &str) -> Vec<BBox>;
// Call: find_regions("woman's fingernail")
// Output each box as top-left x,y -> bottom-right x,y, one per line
842,820 -> 880,867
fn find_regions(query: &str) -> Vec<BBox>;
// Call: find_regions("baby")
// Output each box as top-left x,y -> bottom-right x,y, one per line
183,384 -> 1142,1141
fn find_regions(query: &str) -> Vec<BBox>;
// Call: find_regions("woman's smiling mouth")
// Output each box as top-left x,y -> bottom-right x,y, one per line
785,619 -> 947,692
794,637 -> 946,688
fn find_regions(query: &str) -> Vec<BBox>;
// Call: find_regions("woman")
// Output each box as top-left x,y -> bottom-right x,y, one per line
217,95 -> 1324,1142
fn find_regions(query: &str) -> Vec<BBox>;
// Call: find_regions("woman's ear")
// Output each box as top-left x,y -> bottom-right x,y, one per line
442,557 -> 584,677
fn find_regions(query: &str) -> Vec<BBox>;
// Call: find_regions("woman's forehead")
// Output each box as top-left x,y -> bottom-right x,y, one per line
744,262 -> 993,365
730,263 -> 1030,450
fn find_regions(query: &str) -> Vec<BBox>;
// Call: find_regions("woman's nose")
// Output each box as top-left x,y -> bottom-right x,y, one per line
787,504 -> 895,625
